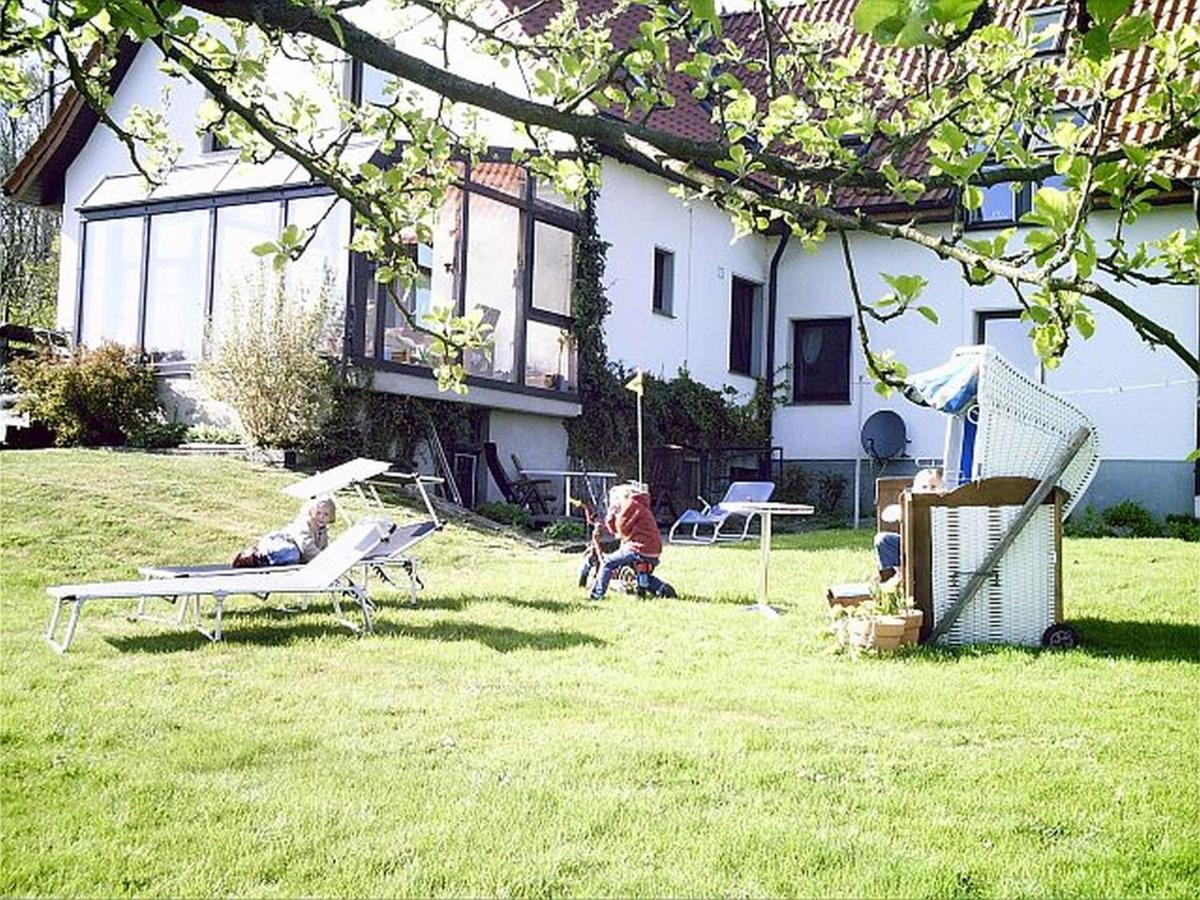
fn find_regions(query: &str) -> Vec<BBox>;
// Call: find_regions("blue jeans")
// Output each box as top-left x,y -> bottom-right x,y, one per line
874,532 -> 901,571
590,548 -> 664,599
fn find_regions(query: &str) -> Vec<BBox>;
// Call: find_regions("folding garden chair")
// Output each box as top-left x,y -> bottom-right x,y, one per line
668,481 -> 776,544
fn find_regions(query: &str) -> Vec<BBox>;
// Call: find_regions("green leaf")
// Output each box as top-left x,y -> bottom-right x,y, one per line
686,0 -> 719,27
252,241 -> 277,257
853,0 -> 906,35
1110,14 -> 1153,50
1087,0 -> 1132,26
1073,309 -> 1096,339
929,0 -> 983,26
1186,449 -> 1200,463
1082,27 -> 1111,60
916,305 -> 939,324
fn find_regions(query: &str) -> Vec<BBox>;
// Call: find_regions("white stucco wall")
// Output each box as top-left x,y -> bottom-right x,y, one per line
484,409 -> 570,504
771,207 -> 1199,468
595,161 -> 771,399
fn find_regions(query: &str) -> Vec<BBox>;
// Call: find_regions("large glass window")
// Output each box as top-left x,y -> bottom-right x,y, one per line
792,318 -> 851,403
463,193 -> 522,381
79,217 -> 144,348
143,210 -> 209,364
211,202 -> 282,339
286,196 -> 350,355
532,222 -> 574,317
525,321 -> 576,391
351,162 -> 581,392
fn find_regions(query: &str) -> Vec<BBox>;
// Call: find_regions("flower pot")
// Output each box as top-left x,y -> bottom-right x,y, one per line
847,614 -> 907,651
900,609 -> 924,646
872,615 -> 907,651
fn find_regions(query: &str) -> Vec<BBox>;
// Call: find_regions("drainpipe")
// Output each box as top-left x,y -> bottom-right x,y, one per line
763,229 -> 789,458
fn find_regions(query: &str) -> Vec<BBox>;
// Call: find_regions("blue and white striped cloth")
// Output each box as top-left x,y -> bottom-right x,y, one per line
903,353 -> 982,414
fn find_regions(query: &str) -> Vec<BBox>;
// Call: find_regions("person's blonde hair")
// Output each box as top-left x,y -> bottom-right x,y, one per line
304,495 -> 337,522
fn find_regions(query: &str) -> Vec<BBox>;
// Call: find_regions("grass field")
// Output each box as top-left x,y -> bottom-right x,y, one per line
1,450 -> 1198,897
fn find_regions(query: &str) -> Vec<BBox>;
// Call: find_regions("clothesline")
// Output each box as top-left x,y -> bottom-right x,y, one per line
1056,377 -> 1198,397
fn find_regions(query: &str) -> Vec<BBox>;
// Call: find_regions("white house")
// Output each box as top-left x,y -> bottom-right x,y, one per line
5,0 -> 1197,517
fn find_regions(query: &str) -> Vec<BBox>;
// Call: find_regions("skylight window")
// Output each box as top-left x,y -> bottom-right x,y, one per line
1027,6 -> 1068,56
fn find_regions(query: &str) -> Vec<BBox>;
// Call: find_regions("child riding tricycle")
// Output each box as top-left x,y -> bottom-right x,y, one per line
575,483 -> 676,600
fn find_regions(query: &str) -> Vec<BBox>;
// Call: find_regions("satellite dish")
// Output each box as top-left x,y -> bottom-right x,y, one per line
861,410 -> 908,463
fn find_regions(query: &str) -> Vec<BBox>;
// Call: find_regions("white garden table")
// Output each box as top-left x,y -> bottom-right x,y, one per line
721,501 -> 815,618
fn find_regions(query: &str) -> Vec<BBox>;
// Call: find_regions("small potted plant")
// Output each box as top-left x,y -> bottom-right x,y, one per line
832,576 -> 921,652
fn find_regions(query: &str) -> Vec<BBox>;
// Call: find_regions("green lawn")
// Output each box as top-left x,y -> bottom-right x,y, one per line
1,450 -> 1197,897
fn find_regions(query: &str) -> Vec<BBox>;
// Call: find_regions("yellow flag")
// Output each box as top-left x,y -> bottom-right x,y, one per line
625,370 -> 644,396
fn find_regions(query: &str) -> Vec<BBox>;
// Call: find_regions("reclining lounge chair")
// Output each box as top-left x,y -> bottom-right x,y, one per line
143,468 -> 444,605
45,519 -> 395,653
668,481 -> 776,544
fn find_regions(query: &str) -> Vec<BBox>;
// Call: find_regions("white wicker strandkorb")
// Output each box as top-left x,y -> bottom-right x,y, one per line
930,346 -> 1100,646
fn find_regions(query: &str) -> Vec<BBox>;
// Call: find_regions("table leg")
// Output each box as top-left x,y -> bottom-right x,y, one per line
744,510 -> 781,618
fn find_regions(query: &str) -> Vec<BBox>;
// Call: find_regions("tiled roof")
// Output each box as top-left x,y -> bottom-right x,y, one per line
509,0 -> 1200,211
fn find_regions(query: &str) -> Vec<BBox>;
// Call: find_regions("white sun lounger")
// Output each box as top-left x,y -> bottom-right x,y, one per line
45,519 -> 395,653
138,519 -> 440,605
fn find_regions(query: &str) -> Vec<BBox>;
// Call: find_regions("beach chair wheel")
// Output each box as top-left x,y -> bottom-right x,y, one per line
1041,623 -> 1078,650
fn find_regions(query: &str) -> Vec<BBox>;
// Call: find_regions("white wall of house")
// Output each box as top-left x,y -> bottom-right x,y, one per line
772,206 -> 1199,514
595,160 -> 771,399
484,410 -> 570,505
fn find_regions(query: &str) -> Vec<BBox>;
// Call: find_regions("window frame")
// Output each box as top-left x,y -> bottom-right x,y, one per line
652,246 -> 675,317
349,158 -> 583,395
1027,5 -> 1069,57
790,316 -> 852,405
728,274 -> 762,378
75,183 -> 349,373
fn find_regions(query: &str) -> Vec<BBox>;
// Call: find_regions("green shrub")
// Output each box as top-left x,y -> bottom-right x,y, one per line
185,424 -> 243,445
1164,514 -> 1200,543
200,266 -> 337,450
1064,504 -> 1106,538
128,420 -> 190,449
1102,500 -> 1162,538
773,464 -> 811,505
542,519 -> 587,541
12,343 -> 160,446
476,501 -> 533,530
815,471 -> 848,515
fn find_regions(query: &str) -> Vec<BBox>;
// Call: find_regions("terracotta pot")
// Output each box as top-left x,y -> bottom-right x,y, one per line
900,609 -> 924,646
872,615 -> 907,651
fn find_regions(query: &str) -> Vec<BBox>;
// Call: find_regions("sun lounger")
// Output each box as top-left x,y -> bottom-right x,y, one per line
45,519 -> 395,653
283,457 -> 394,520
668,481 -> 776,544
138,519 -> 440,606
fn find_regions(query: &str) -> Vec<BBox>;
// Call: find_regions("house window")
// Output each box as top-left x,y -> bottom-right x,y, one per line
347,58 -> 390,106
729,276 -> 762,377
792,318 -> 851,403
143,210 -> 209,364
652,247 -> 674,315
976,310 -> 1041,380
349,160 -> 581,392
285,195 -> 351,355
78,216 -> 144,348
210,202 -> 284,339
1027,6 -> 1068,56
970,180 -> 1028,226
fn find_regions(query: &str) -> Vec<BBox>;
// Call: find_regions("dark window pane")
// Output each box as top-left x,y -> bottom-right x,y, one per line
652,248 -> 674,314
729,277 -> 757,375
792,318 -> 851,402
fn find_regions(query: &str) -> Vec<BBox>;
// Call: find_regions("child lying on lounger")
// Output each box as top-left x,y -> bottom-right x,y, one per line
232,496 -> 337,568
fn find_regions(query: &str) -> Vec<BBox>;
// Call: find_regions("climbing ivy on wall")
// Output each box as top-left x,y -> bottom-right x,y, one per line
566,188 -> 772,477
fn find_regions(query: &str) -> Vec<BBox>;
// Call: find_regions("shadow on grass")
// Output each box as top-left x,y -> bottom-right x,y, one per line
104,607 -> 606,654
1071,617 -> 1200,663
383,619 -> 606,652
895,617 -> 1200,665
